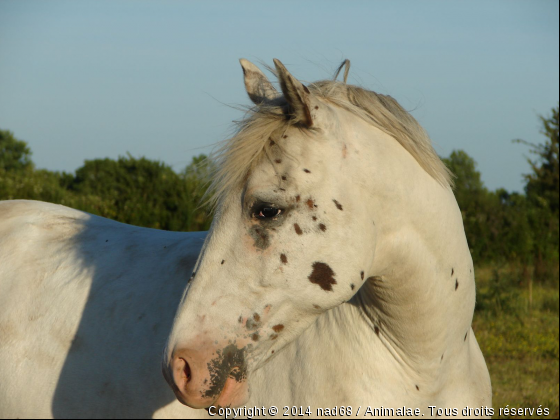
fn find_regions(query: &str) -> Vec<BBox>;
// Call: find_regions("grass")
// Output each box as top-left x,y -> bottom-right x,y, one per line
473,264 -> 559,419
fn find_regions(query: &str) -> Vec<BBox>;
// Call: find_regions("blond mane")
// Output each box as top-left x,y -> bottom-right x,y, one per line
206,80 -> 453,207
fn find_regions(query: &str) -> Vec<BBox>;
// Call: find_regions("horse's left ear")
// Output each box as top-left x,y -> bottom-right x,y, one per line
273,58 -> 314,127
240,59 -> 279,105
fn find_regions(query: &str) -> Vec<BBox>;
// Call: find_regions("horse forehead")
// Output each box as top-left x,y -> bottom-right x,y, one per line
243,124 -> 343,195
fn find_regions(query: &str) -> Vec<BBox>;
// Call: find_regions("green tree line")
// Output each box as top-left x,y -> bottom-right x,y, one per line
442,106 -> 558,282
0,130 -> 213,232
1,106 -> 558,280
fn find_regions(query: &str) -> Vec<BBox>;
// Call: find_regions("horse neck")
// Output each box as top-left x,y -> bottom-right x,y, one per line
354,125 -> 475,376
317,121 -> 475,381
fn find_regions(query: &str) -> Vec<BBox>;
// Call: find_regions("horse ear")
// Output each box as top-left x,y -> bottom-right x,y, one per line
273,58 -> 314,127
239,59 -> 279,105
333,59 -> 351,84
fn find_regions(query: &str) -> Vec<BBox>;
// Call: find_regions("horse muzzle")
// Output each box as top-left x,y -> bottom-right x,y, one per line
163,344 -> 250,409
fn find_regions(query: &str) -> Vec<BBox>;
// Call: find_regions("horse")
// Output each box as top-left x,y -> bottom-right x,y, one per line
0,58 -> 492,419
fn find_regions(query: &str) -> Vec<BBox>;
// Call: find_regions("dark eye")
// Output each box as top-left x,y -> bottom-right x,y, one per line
255,206 -> 282,219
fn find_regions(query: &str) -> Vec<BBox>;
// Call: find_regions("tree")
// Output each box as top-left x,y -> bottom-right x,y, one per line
0,130 -> 33,172
443,150 -> 533,264
442,150 -> 485,204
180,154 -> 214,230
67,154 -> 213,231
443,150 -> 494,261
515,106 -> 560,281
516,106 -> 559,215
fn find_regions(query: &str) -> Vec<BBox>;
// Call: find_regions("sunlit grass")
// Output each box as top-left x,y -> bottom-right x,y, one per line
473,264 -> 559,419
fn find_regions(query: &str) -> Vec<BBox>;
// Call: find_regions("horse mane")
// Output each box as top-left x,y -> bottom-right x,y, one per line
313,81 -> 454,188
206,79 -> 453,208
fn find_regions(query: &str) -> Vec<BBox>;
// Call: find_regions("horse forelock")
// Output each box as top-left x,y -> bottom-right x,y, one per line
205,79 -> 453,208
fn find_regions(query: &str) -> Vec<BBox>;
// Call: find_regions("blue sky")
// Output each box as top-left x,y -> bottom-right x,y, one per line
0,0 -> 558,192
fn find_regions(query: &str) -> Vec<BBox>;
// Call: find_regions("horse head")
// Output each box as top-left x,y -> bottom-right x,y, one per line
162,58 -> 456,409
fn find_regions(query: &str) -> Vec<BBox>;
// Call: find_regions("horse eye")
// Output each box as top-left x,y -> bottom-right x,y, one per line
256,207 -> 281,219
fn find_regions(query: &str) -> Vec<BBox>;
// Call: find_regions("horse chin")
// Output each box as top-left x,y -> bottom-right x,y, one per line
172,376 -> 250,410
213,376 -> 250,408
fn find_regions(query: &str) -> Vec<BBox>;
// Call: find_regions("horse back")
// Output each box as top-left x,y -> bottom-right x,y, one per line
0,200 -> 206,418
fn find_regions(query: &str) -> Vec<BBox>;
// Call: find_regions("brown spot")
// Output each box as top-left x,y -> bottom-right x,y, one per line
270,334 -> 278,340
294,224 -> 303,235
451,268 -> 454,276
238,316 -> 243,324
350,284 -> 355,290
253,313 -> 260,322
441,354 -> 444,362
455,279 -> 459,290
269,139 -> 275,146
275,159 -> 282,164
415,385 -> 420,391
280,254 -> 288,264
281,176 -> 287,181
313,304 -> 321,310
319,223 -> 327,232
272,324 -> 284,333
221,260 -> 225,265
246,316 -> 260,330
306,199 -> 314,209
283,135 -> 288,138
271,350 -> 275,354
303,169 -> 311,173
360,271 -> 364,280
314,105 -> 319,110
251,333 -> 259,342
374,326 -> 380,336
295,195 -> 301,202
464,332 -> 468,341
333,199 -> 343,210
308,262 -> 337,292
312,216 -> 317,221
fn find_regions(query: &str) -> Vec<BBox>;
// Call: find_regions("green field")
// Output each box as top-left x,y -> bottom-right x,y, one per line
473,265 -> 559,419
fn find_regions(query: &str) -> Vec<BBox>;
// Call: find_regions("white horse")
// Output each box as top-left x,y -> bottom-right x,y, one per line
0,59 -> 491,419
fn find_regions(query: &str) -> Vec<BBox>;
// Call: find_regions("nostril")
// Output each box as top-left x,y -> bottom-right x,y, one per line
182,358 -> 192,383
171,355 -> 193,392
174,357 -> 192,384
